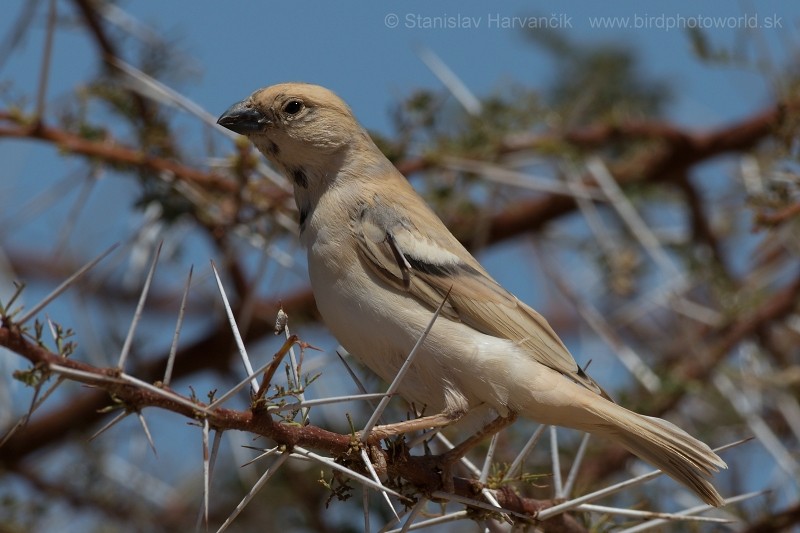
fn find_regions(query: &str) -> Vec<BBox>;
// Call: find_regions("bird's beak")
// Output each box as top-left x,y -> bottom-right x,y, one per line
217,100 -> 270,134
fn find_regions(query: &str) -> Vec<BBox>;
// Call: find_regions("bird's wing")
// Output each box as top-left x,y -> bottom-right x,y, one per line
354,198 -> 605,396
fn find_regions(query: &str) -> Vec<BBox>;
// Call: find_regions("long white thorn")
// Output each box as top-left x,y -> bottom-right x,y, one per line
116,372 -> 212,415
118,241 -> 162,370
429,490 -> 529,520
385,510 -> 469,533
210,260 -> 259,395
503,424 -> 547,481
399,498 -> 427,533
89,411 -> 129,442
550,426 -> 563,497
163,265 -> 193,386
480,433 -> 500,484
714,373 -> 800,479
577,503 -> 733,522
136,411 -> 157,456
292,446 -> 406,501
361,289 -> 450,442
537,439 -> 750,520
0,375 -> 66,447
587,158 -> 721,325
266,393 -> 389,413
562,433 -> 591,497
434,430 -> 510,524
587,158 -> 678,278
417,47 -> 482,115
362,488 -> 371,533
445,157 -> 605,200
216,451 -> 291,533
360,448 -> 399,521
619,490 -> 765,533
279,313 -> 309,423
202,419 -> 210,529
109,56 -> 234,135
17,243 -> 119,325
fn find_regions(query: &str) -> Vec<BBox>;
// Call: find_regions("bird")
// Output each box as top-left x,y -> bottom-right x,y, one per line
217,82 -> 727,506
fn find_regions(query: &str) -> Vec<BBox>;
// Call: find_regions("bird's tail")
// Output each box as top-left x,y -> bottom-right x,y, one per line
582,400 -> 727,506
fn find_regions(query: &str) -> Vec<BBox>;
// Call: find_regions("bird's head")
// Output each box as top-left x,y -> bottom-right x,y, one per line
217,83 -> 368,182
218,83 -> 400,234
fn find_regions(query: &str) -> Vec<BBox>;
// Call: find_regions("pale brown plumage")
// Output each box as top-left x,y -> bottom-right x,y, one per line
218,82 -> 727,506
354,191 -> 608,397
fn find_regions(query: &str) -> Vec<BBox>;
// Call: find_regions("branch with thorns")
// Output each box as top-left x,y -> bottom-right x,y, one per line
0,249 -> 758,532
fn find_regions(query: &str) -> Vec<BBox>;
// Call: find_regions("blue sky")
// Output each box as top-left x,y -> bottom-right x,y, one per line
2,0 -> 796,136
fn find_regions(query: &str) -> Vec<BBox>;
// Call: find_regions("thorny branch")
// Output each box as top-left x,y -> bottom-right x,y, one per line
0,321 -> 585,531
0,111 -> 238,194
0,287 -> 317,464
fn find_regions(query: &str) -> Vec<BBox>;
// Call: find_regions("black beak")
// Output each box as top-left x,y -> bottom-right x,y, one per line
217,100 -> 270,134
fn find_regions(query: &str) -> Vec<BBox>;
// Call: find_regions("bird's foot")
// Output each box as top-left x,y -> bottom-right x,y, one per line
359,412 -> 458,442
436,413 -> 518,492
440,413 -> 518,465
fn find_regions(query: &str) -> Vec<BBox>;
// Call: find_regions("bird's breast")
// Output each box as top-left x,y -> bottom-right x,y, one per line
306,234 -> 413,365
305,234 -> 525,416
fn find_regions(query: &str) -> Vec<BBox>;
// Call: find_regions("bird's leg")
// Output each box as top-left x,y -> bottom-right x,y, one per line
360,412 -> 458,442
442,412 -> 518,463
437,413 -> 518,493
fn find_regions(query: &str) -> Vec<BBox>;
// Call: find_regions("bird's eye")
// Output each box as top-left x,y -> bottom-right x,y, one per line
283,100 -> 303,115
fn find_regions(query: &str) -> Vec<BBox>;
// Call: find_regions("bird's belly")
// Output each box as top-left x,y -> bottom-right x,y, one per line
307,242 -> 521,416
308,251 -> 444,410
